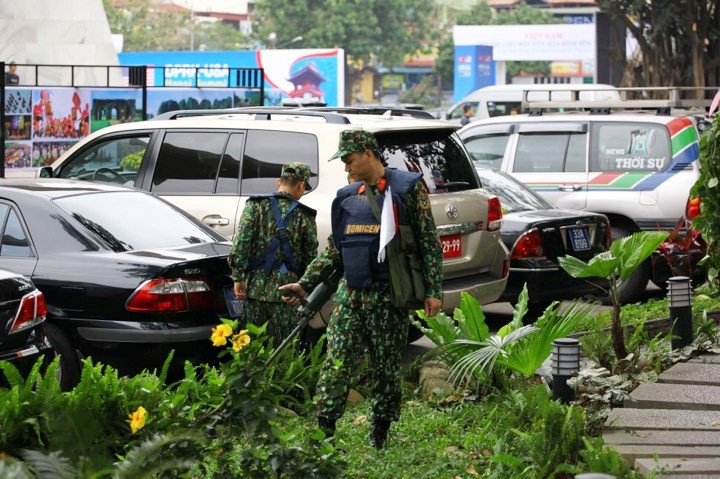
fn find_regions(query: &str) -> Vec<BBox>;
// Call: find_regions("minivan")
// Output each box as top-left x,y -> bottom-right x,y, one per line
444,84 -> 620,123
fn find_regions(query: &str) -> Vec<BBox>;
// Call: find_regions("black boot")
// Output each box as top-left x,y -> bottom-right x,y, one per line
368,420 -> 391,449
317,416 -> 336,439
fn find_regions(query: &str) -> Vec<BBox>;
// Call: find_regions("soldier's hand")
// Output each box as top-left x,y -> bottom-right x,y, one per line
424,297 -> 442,318
233,282 -> 246,300
279,283 -> 307,306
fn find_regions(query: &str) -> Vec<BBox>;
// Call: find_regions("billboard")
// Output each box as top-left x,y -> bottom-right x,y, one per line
3,86 -> 262,175
118,49 -> 345,106
454,45 -> 495,104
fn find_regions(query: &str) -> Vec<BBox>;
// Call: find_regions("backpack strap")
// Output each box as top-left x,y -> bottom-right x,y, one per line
246,195 -> 301,275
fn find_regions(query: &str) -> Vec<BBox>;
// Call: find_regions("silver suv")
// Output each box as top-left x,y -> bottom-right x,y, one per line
459,107 -> 703,303
40,108 -> 510,316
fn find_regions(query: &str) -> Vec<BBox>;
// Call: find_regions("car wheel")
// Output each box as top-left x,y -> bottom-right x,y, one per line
603,226 -> 650,305
45,323 -> 81,391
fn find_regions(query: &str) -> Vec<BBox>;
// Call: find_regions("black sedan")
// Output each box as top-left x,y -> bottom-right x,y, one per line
0,269 -> 55,386
0,179 -> 242,389
475,166 -> 611,315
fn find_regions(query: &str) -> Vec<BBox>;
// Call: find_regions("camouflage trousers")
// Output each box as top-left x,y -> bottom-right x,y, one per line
243,298 -> 297,346
316,294 -> 408,423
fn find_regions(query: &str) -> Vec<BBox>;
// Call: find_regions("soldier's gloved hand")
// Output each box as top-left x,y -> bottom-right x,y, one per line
424,297 -> 442,318
279,283 -> 307,306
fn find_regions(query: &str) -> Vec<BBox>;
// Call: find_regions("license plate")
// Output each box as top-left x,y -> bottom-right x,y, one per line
567,227 -> 591,252
224,287 -> 244,318
441,234 -> 462,259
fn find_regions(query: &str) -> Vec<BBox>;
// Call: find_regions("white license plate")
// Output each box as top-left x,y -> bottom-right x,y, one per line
568,227 -> 591,252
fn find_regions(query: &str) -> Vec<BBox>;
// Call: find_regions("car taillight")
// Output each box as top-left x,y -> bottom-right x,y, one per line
126,278 -> 214,312
686,196 -> 701,220
512,229 -> 544,259
487,196 -> 503,231
10,291 -> 47,334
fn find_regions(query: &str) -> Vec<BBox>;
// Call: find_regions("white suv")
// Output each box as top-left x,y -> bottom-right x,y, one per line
459,110 -> 702,303
40,107 -> 510,316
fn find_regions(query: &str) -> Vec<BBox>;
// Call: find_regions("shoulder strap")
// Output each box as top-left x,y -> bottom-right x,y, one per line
362,184 -> 382,223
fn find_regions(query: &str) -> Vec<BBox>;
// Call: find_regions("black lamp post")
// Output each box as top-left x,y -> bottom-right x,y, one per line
668,276 -> 693,349
551,338 -> 581,403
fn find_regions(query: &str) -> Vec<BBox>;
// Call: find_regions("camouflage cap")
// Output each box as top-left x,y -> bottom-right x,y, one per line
281,162 -> 312,191
329,130 -> 379,161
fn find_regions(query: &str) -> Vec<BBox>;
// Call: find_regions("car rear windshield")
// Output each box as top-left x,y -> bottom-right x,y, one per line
475,168 -> 553,213
377,130 -> 480,193
54,191 -> 218,252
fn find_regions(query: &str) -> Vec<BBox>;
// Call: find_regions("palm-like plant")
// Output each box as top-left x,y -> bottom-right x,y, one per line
559,230 -> 668,360
414,286 -> 597,392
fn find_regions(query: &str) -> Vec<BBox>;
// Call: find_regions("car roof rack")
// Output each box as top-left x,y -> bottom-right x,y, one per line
521,86 -> 717,116
298,106 -> 436,120
151,107 -> 351,124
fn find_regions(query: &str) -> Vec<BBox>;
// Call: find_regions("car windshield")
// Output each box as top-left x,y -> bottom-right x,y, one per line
475,167 -> 553,213
378,130 -> 480,193
54,191 -> 218,252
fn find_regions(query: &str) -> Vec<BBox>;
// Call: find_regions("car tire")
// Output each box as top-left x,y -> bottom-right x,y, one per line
45,323 -> 81,391
603,226 -> 650,305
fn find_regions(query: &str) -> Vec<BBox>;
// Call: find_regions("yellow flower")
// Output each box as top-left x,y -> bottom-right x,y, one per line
210,323 -> 233,347
231,330 -> 251,352
128,406 -> 147,433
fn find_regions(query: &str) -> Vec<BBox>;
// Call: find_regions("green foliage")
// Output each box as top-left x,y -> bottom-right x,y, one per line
397,77 -> 443,108
560,231 -> 669,359
436,1 -> 557,83
102,0 -> 251,51
597,0 -> 719,88
691,114 -> 720,289
253,0 -> 434,67
120,151 -> 144,171
0,322 -> 340,479
416,287 -> 594,391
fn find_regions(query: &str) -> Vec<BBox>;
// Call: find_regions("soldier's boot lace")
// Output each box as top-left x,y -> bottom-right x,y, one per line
368,419 -> 391,450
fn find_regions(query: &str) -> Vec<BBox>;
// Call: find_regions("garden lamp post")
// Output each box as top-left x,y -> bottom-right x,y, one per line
551,338 -> 580,404
668,276 -> 693,349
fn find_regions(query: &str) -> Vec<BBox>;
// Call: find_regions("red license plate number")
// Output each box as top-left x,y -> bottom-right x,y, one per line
441,234 -> 462,259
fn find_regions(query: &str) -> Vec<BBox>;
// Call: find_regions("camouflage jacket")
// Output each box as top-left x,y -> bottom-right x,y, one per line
229,192 -> 318,302
298,180 -> 442,307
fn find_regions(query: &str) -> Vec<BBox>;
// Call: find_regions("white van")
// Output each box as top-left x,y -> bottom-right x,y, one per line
444,84 -> 620,123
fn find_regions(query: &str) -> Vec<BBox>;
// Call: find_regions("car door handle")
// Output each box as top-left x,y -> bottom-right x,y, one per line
202,215 -> 230,227
558,184 -> 583,192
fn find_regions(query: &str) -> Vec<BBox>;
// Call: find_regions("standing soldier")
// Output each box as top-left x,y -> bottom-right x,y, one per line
229,162 -> 318,344
280,130 -> 443,449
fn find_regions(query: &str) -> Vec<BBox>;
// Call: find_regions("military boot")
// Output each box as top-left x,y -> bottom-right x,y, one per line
368,419 -> 391,449
317,416 -> 336,439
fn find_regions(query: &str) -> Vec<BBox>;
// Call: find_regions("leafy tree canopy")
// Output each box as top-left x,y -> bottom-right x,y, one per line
597,0 -> 719,87
252,0 -> 435,67
103,0 -> 251,52
435,1 -> 557,83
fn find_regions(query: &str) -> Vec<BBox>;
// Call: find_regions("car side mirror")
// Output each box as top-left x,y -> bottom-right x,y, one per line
37,166 -> 53,178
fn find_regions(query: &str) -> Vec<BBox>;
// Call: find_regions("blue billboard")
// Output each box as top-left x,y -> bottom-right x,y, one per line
453,45 -> 495,104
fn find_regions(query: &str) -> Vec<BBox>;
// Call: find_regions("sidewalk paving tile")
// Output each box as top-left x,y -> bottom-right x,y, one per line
605,408 -> 720,431
635,457 -> 720,476
603,429 -> 720,447
658,363 -> 720,386
626,383 -> 720,410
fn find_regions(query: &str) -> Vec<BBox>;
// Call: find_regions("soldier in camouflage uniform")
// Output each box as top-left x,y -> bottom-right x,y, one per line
229,162 -> 318,345
281,130 -> 443,449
